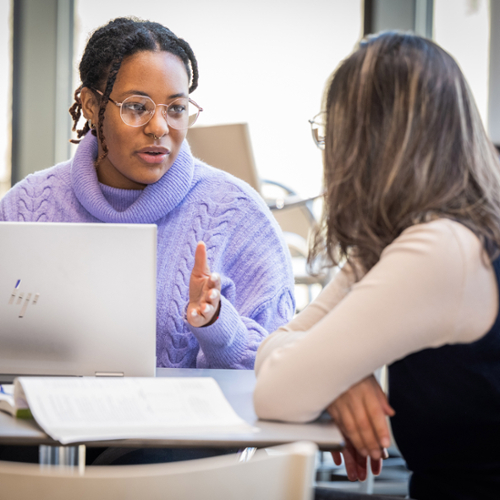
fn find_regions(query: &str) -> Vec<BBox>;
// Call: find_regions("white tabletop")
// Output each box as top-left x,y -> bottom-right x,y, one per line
0,368 -> 343,451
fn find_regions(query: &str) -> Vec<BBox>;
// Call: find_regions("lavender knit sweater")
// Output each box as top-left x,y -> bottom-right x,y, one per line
0,133 -> 295,369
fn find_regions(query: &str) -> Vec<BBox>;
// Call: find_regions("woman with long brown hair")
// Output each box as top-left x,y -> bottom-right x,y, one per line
254,32 -> 500,500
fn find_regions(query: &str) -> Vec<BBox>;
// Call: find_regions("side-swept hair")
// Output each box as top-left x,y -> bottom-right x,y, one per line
310,31 -> 500,274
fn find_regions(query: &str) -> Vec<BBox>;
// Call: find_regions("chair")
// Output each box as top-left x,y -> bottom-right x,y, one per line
0,441 -> 317,500
186,123 -> 319,238
187,123 -> 261,192
186,123 -> 329,307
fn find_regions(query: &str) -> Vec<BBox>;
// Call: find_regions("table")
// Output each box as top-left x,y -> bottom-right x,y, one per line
0,368 -> 343,458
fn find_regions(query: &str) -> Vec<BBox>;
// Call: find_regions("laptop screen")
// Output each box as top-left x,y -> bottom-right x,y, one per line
0,222 -> 156,379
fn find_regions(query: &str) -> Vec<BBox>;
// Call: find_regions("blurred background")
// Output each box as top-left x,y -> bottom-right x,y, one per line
0,0 -> 497,200
1,1 -> 497,496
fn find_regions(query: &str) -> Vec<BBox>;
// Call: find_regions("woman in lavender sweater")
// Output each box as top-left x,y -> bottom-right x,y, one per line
0,17 -> 295,371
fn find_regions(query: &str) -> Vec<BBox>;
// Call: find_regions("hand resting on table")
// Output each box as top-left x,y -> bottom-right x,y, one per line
328,375 -> 395,481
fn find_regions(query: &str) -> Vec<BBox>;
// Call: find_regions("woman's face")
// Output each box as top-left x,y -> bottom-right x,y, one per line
83,50 -> 190,190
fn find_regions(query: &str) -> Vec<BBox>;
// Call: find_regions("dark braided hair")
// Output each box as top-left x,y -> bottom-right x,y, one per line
69,17 -> 199,165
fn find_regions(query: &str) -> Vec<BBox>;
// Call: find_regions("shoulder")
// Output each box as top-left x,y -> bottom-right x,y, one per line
188,159 -> 283,233
0,161 -> 72,221
377,219 -> 492,340
351,218 -> 493,347
364,219 -> 484,306
391,220 -> 497,344
7,161 -> 71,195
191,159 -> 268,209
383,218 -> 484,268
187,159 -> 293,281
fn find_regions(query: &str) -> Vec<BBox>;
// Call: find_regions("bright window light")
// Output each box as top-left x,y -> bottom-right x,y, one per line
0,0 -> 11,197
434,0 -> 490,126
74,0 -> 362,197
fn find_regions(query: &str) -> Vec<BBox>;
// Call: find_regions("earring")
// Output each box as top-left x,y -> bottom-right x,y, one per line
88,119 -> 95,130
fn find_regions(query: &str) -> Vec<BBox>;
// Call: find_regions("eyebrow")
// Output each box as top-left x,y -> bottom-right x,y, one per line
121,90 -> 188,100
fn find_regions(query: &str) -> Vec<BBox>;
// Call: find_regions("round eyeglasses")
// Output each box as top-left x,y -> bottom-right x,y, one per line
308,112 -> 326,150
93,89 -> 203,130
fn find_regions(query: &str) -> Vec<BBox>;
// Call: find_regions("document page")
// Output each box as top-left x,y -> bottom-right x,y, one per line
16,377 -> 255,445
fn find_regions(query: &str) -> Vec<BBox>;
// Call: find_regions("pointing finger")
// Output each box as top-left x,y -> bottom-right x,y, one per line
193,241 -> 210,276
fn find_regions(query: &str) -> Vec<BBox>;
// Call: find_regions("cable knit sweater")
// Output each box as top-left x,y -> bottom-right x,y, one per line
0,133 -> 295,369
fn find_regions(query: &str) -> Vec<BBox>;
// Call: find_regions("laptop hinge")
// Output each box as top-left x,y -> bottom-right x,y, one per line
95,371 -> 124,377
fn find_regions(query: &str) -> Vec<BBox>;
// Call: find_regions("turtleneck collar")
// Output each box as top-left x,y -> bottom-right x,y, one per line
71,132 -> 194,223
99,183 -> 142,212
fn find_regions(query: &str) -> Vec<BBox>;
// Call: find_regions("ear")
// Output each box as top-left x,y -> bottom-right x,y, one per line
80,87 -> 99,126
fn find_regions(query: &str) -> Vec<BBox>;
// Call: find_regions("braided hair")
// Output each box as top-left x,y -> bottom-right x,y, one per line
69,17 -> 199,165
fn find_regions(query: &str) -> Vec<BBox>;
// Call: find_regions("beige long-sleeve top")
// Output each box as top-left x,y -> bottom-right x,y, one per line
253,219 -> 499,423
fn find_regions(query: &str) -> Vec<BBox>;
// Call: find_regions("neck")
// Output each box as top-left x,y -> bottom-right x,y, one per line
96,159 -> 146,190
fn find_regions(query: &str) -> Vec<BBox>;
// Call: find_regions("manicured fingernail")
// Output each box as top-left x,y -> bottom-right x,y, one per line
203,304 -> 212,314
381,437 -> 390,448
211,272 -> 220,282
382,448 -> 389,459
190,310 -> 198,317
209,289 -> 218,299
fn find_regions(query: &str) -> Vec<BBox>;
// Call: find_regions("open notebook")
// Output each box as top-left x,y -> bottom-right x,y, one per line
1,377 -> 254,444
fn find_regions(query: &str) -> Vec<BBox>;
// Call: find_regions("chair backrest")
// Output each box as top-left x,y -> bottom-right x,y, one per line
273,205 -> 316,243
187,123 -> 319,249
0,441 -> 317,500
186,123 -> 261,192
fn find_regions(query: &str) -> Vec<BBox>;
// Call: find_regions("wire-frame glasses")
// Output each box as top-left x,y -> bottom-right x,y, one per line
308,112 -> 326,150
93,89 -> 203,130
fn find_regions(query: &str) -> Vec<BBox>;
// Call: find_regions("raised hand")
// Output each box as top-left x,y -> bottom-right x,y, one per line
187,241 -> 222,327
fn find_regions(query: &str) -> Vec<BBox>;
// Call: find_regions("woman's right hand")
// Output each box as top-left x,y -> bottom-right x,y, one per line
331,436 -> 382,482
327,375 -> 395,462
187,242 -> 221,327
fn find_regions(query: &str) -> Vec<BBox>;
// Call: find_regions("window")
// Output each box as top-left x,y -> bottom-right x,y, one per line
0,0 -> 11,197
434,0 -> 490,124
74,0 -> 362,197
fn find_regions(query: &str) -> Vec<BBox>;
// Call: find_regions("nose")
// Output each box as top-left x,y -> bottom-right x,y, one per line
144,105 -> 169,139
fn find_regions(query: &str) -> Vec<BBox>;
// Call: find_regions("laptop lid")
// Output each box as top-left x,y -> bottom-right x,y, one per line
0,222 -> 156,378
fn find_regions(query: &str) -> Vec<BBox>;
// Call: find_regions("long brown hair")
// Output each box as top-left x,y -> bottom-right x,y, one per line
310,31 -> 500,275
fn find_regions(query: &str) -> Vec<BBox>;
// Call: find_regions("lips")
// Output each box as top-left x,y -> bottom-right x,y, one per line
136,146 -> 170,164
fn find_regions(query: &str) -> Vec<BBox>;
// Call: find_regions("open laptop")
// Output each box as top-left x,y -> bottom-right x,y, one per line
0,222 -> 156,381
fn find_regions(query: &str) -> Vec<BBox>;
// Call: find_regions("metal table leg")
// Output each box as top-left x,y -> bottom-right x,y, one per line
39,444 -> 86,474
238,447 -> 257,462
